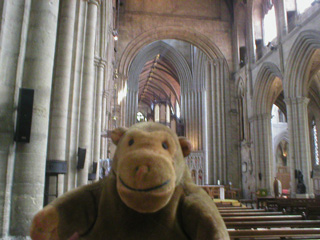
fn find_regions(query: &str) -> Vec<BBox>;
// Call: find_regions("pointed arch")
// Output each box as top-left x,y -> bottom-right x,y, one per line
236,76 -> 246,98
118,26 -> 231,186
253,62 -> 283,115
128,41 -> 192,92
118,26 -> 229,79
251,62 -> 283,192
284,30 -> 320,98
273,131 -> 289,154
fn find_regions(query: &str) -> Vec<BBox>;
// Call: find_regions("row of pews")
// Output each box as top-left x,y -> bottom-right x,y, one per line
216,202 -> 320,239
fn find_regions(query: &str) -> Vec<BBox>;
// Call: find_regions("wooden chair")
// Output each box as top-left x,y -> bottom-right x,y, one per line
212,187 -> 220,199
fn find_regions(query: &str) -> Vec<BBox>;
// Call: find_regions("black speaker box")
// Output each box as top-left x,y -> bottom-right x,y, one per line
92,161 -> 97,173
77,147 -> 86,169
46,160 -> 67,175
14,88 -> 34,143
88,162 -> 98,180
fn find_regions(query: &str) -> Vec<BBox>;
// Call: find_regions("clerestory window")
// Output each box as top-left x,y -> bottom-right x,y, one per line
312,119 -> 320,165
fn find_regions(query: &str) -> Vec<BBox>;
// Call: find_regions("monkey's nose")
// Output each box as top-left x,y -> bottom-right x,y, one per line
135,165 -> 149,183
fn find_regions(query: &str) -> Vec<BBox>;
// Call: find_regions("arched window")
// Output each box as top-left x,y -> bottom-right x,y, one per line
278,109 -> 286,123
176,100 -> 180,119
312,119 -> 320,165
263,4 -> 277,46
238,96 -> 245,141
154,104 -> 160,122
137,112 -> 146,122
166,104 -> 170,123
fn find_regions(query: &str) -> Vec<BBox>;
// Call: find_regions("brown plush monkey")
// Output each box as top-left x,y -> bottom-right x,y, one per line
30,122 -> 229,240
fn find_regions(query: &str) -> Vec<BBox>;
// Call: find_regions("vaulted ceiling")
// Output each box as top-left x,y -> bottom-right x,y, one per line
138,54 -> 180,108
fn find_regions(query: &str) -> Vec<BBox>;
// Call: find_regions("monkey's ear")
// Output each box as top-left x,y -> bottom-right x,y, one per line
111,127 -> 128,145
178,137 -> 192,157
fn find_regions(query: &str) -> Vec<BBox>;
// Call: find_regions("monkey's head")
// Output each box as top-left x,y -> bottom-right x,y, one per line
111,122 -> 192,213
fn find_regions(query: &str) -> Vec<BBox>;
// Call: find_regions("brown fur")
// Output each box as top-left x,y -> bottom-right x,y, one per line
30,122 -> 229,240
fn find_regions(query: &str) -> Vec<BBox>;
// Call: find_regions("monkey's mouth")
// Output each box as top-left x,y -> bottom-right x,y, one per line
119,176 -> 170,192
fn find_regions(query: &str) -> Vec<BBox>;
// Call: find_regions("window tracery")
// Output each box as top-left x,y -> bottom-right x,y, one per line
312,119 -> 319,165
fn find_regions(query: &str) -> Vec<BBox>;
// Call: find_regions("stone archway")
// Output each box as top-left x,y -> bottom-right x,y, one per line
118,26 -> 227,76
284,30 -> 320,196
124,41 -> 192,126
117,27 -> 232,185
251,62 -> 283,194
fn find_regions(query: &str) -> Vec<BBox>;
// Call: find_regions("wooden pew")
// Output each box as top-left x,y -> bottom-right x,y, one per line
220,200 -> 320,239
276,198 -> 320,219
219,209 -> 266,213
221,211 -> 284,217
215,202 -> 233,207
239,199 -> 256,208
226,219 -> 320,229
223,214 -> 304,222
217,206 -> 247,210
228,228 -> 320,239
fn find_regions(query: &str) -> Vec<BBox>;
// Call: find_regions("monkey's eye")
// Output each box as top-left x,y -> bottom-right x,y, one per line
162,141 -> 169,150
128,139 -> 134,146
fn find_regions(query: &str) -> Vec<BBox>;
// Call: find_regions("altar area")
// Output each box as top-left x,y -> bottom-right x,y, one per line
200,185 -> 225,200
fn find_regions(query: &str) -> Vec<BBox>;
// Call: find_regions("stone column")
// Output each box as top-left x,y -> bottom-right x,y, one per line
205,59 -> 228,185
246,0 -> 255,96
216,59 -> 227,185
101,90 -> 109,159
10,0 -> 59,236
77,0 -> 99,186
198,90 -> 204,150
126,88 -> 138,127
122,84 -> 128,127
274,0 -> 288,38
185,91 -> 191,142
205,61 -> 215,184
285,97 -> 314,197
66,0 -> 86,191
274,0 -> 287,72
201,89 -> 208,184
47,0 -> 77,197
93,59 -> 105,180
250,113 -> 273,194
232,4 -> 240,73
246,1 -> 256,64
194,91 -> 198,150
0,1 -> 30,236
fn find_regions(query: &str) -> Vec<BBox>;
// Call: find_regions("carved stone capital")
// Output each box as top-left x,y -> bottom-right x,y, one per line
87,0 -> 100,6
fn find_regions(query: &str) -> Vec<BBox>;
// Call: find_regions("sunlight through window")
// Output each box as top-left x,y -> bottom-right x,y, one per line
137,112 -> 146,122
297,0 -> 313,13
264,6 -> 277,46
312,120 -> 320,165
176,101 -> 180,119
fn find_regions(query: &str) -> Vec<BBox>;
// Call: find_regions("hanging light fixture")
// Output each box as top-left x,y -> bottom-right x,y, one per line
112,30 -> 118,41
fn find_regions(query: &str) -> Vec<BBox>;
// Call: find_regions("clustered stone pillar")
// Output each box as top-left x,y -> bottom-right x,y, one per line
285,97 -> 314,197
101,89 -> 109,160
0,1 -> 30,236
77,0 -> 99,186
10,0 -> 60,235
126,88 -> 138,127
274,0 -> 288,72
205,61 -> 214,184
250,113 -> 273,194
47,0 -> 77,197
274,0 -> 288,38
204,59 -> 228,185
93,59 -> 106,180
